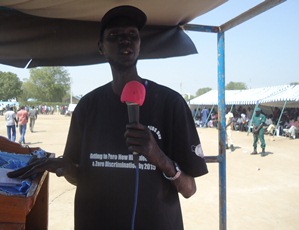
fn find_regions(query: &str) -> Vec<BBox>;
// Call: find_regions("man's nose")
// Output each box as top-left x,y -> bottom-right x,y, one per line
118,34 -> 131,43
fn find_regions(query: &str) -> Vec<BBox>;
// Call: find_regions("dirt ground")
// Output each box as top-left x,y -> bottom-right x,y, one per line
0,114 -> 298,230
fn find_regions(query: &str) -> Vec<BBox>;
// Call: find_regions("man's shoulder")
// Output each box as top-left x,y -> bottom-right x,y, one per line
18,110 -> 28,115
83,82 -> 111,97
75,83 -> 112,109
145,79 -> 182,100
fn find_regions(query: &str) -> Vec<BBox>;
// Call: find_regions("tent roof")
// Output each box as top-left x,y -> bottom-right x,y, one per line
189,89 -> 241,106
0,0 -> 226,68
0,0 -> 226,26
227,85 -> 291,105
190,85 -> 299,108
259,85 -> 299,108
190,90 -> 218,106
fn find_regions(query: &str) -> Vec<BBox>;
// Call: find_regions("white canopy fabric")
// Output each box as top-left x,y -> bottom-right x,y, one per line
190,90 -> 218,105
259,85 -> 299,108
190,85 -> 299,108
190,89 -> 241,105
227,85 -> 291,105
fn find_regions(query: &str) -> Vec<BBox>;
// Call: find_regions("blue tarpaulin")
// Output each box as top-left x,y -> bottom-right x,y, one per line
0,150 -> 47,196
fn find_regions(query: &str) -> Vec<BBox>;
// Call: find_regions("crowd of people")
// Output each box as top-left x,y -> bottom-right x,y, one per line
2,103 -> 73,145
193,106 -> 299,140
3,105 -> 37,144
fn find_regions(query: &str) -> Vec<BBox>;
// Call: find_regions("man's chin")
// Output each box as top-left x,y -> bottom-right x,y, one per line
109,59 -> 138,69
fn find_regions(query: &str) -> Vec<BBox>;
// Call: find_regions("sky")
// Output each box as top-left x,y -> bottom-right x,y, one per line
0,0 -> 298,98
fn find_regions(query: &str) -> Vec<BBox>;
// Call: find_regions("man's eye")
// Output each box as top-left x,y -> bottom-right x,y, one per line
108,32 -> 117,38
106,31 -> 139,41
129,31 -> 137,36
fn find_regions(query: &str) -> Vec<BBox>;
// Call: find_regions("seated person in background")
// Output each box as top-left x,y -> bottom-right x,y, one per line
264,114 -> 274,135
278,115 -> 290,136
231,116 -> 238,130
266,122 -> 276,136
234,116 -> 242,131
240,113 -> 247,132
207,112 -> 217,128
212,112 -> 218,128
283,118 -> 299,139
265,114 -> 273,126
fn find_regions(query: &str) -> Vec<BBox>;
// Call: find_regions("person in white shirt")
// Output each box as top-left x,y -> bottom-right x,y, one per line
225,107 -> 235,151
4,106 -> 18,142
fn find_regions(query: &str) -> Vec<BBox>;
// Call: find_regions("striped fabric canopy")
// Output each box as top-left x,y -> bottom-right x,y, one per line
190,85 -> 299,108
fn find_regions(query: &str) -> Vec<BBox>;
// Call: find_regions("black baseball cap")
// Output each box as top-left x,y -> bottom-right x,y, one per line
99,5 -> 147,40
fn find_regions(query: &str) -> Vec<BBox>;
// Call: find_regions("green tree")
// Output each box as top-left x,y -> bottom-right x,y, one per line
290,82 -> 299,85
22,67 -> 70,102
196,87 -> 212,96
225,81 -> 247,90
0,71 -> 23,100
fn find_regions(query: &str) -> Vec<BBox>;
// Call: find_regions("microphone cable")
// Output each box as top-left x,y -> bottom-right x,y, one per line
131,154 -> 139,230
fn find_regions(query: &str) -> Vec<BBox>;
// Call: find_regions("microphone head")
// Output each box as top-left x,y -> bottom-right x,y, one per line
121,81 -> 146,106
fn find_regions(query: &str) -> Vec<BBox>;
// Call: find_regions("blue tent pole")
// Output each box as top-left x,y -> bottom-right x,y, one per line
217,30 -> 226,230
274,101 -> 287,135
194,105 -> 200,120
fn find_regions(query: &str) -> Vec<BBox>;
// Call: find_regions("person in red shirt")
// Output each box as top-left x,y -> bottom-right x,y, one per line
16,106 -> 29,144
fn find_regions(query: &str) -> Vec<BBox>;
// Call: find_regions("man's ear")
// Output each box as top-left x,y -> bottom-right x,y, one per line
98,41 -> 104,55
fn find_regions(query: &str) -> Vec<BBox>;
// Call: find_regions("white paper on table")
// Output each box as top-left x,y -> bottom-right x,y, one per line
0,168 -> 23,186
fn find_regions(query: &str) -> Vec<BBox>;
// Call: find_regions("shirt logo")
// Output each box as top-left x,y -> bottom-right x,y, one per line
191,144 -> 204,158
147,125 -> 162,140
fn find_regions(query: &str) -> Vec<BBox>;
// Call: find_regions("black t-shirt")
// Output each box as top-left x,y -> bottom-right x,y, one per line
64,80 -> 208,230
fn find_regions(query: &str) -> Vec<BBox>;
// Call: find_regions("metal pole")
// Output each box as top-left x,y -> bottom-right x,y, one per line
275,101 -> 287,135
217,31 -> 226,230
220,0 -> 287,32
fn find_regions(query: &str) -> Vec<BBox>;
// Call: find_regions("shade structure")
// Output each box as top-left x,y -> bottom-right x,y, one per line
0,0 -> 227,68
190,85 -> 299,108
259,85 -> 299,108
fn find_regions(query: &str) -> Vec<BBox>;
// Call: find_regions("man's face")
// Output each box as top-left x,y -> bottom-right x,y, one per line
100,18 -> 141,68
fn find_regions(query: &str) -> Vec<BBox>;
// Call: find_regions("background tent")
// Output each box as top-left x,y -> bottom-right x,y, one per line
259,85 -> 299,108
226,85 -> 291,105
190,89 -> 241,106
190,85 -> 293,106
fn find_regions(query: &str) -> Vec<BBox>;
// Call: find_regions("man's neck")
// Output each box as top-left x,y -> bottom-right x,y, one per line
110,66 -> 141,95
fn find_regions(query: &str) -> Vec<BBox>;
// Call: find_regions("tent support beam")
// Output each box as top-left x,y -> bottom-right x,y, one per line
220,0 -> 286,32
183,0 -> 286,34
275,101 -> 287,135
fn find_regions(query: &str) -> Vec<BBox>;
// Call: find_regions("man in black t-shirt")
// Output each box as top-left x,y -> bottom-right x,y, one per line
8,5 -> 208,229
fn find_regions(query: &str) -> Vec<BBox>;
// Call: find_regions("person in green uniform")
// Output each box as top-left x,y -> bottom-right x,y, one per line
251,107 -> 266,155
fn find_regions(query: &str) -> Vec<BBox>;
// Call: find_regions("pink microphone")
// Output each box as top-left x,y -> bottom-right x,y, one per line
121,81 -> 146,159
121,81 -> 146,124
